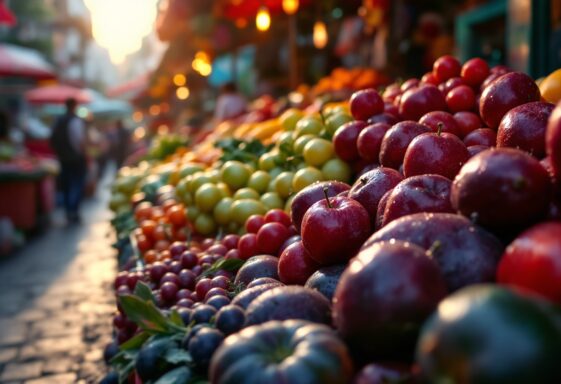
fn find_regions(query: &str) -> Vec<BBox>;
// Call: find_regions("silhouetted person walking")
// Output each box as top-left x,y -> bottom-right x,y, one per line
50,98 -> 87,223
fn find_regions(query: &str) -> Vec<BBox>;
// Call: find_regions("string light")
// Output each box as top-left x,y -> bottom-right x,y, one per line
173,73 -> 186,86
176,86 -> 190,100
192,51 -> 212,77
132,111 -> 143,122
313,21 -> 328,49
256,6 -> 271,32
149,105 -> 161,116
282,0 -> 299,15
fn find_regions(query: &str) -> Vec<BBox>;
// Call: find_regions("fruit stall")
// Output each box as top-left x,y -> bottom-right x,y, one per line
100,55 -> 561,384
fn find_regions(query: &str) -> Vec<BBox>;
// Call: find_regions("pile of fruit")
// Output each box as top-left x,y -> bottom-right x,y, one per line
102,55 -> 561,384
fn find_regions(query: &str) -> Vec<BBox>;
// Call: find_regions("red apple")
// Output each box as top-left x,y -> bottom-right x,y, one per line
497,101 -> 555,158
379,121 -> 432,169
403,130 -> 470,179
451,148 -> 551,232
238,233 -> 259,260
367,112 -> 399,126
382,84 -> 401,102
419,111 -> 462,137
421,72 -> 439,85
400,78 -> 420,92
497,222 -> 561,303
256,222 -> 290,256
446,85 -> 476,112
433,55 -> 461,83
278,241 -> 320,285
301,193 -> 371,265
479,72 -> 541,129
333,120 -> 368,162
467,145 -> 489,157
463,128 -> 496,147
349,167 -> 403,226
381,174 -> 454,227
453,111 -> 483,137
357,122 -> 391,163
350,88 -> 384,121
546,103 -> 561,184
399,84 -> 447,121
439,77 -> 465,95
461,57 -> 490,87
290,181 -> 351,232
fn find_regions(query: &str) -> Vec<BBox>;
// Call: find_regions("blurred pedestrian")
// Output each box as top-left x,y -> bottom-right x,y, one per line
49,98 -> 87,224
111,120 -> 131,168
214,82 -> 247,122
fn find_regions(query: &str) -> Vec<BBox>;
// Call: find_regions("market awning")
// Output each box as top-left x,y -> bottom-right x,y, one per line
0,0 -> 16,26
0,44 -> 56,80
223,0 -> 311,19
106,73 -> 150,100
25,84 -> 91,105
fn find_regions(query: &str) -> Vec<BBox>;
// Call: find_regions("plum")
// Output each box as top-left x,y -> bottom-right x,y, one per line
379,121 -> 432,169
451,148 -> 551,232
245,286 -> 331,326
234,255 -> 279,286
364,213 -> 504,291
231,282 -> 283,309
304,264 -> 346,301
497,101 -> 554,158
333,241 -> 447,361
546,102 -> 561,185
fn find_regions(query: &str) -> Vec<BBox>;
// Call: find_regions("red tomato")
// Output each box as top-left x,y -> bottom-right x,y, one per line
256,222 -> 290,255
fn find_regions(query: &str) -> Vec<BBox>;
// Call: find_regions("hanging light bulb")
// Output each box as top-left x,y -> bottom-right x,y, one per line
282,0 -> 299,15
256,5 -> 271,32
313,21 -> 328,49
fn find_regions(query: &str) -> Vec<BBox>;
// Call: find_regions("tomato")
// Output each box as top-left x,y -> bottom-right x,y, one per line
152,225 -> 168,241
417,285 -> 561,384
167,205 -> 186,226
540,68 -> 561,104
134,202 -> 153,222
264,209 -> 291,227
303,138 -> 334,167
136,235 -> 152,253
140,220 -> 157,239
245,214 -> 265,234
238,233 -> 259,260
256,222 -> 290,255
210,320 -> 353,384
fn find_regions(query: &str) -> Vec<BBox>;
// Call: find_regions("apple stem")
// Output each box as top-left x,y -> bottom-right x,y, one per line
322,186 -> 333,208
436,123 -> 443,136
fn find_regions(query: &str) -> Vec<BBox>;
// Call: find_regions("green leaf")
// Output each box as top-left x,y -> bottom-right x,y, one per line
197,258 -> 245,280
169,309 -> 185,328
163,348 -> 192,365
118,295 -> 171,333
134,281 -> 157,304
155,366 -> 192,384
119,331 -> 151,351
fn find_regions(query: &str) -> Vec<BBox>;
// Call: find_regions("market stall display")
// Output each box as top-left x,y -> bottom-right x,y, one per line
101,55 -> 561,384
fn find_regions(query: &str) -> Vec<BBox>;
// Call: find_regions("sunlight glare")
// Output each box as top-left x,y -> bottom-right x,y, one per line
84,0 -> 159,63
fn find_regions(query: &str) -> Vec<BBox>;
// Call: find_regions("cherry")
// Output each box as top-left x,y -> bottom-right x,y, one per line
178,269 -> 196,289
205,295 -> 231,310
439,77 -> 465,95
368,112 -> 399,126
195,278 -> 212,302
224,249 -> 241,260
221,234 -> 240,250
169,260 -> 183,274
207,244 -> 228,256
149,262 -> 168,283
114,272 -> 129,289
400,78 -> 419,92
176,289 -> 192,301
160,272 -> 180,287
180,251 -> 198,269
160,282 -> 179,302
177,298 -> 194,308
419,111 -> 462,137
238,233 -> 259,260
211,275 -> 230,289
169,241 -> 188,259
204,287 -> 229,301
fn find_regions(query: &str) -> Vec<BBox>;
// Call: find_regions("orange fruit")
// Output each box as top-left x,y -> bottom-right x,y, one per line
539,68 -> 561,104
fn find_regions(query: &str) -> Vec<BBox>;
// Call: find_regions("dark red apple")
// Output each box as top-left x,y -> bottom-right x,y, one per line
463,128 -> 496,147
290,181 -> 351,232
278,241 -> 320,285
461,57 -> 490,87
451,148 -> 551,231
438,77 -> 465,96
547,103 -> 561,184
403,131 -> 470,179
467,145 -> 489,157
421,71 -> 439,85
381,174 -> 454,227
364,213 -> 504,291
375,189 -> 392,229
348,167 -> 403,225
304,264 -> 346,301
234,255 -> 279,286
301,193 -> 371,265
497,101 -> 555,158
497,222 -> 561,303
400,78 -> 420,92
367,112 -> 399,126
479,72 -> 541,129
399,85 -> 447,121
357,123 -> 391,163
333,240 -> 447,361
419,111 -> 462,137
383,103 -> 400,118
350,88 -> 384,121
446,85 -> 476,112
383,84 -> 401,102
333,120 -> 368,162
453,111 -> 483,137
379,121 -> 432,169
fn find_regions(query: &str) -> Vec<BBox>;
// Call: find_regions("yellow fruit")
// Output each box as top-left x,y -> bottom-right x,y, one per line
322,158 -> 352,183
189,172 -> 213,194
213,197 -> 233,226
274,171 -> 295,198
260,192 -> 284,210
195,183 -> 222,212
294,116 -> 324,138
247,171 -> 272,194
284,194 -> 296,213
280,108 -> 304,131
303,138 -> 334,167
230,199 -> 267,225
292,167 -> 324,192
540,68 -> 561,104
187,206 -> 200,221
216,182 -> 232,197
221,161 -> 251,190
194,213 -> 216,235
258,152 -> 278,171
233,188 -> 261,200
293,134 -> 316,155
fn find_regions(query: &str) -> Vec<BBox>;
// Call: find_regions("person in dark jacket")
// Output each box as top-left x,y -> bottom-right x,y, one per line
50,98 -> 87,223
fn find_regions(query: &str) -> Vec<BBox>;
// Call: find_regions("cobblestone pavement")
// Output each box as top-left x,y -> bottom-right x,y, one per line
0,176 -> 117,383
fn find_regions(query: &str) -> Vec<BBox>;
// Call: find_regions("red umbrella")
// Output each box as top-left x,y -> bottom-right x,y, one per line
0,0 -> 16,26
0,44 -> 56,80
25,85 -> 91,105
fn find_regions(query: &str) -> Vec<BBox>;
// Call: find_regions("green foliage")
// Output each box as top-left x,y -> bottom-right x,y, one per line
216,138 -> 272,166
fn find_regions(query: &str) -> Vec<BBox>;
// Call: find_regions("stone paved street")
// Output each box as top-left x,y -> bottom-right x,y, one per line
0,176 -> 117,383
